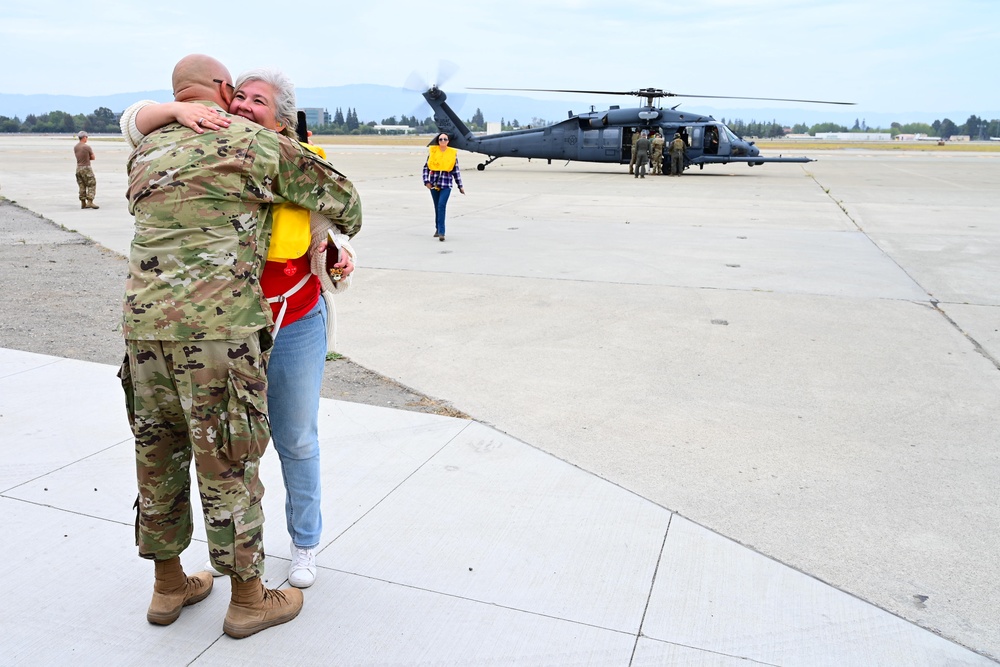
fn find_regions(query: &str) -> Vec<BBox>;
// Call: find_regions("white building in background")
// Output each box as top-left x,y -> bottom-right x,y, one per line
813,132 -> 892,141
372,124 -> 415,135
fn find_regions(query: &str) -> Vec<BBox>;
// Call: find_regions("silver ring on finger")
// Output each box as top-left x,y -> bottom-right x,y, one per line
197,118 -> 204,126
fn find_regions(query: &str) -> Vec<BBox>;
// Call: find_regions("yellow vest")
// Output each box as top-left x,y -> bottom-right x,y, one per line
268,143 -> 328,262
427,145 -> 457,172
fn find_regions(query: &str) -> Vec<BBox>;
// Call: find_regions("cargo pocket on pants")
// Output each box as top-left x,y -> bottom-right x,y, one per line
233,501 -> 265,572
117,355 -> 136,433
220,367 -> 270,463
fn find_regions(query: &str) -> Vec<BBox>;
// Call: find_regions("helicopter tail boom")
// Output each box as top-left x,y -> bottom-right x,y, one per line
422,86 -> 476,146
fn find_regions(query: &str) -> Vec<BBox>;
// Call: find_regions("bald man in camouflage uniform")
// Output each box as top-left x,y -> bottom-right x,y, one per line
119,54 -> 362,639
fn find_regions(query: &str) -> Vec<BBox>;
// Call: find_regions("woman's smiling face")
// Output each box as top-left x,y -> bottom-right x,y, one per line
229,80 -> 280,131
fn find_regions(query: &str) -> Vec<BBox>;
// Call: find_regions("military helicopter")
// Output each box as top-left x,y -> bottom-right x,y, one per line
421,85 -> 854,173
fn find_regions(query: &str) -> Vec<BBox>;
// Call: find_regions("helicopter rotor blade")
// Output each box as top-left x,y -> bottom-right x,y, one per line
403,71 -> 429,93
406,60 -> 461,93
666,93 -> 855,105
468,86 -> 636,97
467,86 -> 854,105
436,60 -> 459,88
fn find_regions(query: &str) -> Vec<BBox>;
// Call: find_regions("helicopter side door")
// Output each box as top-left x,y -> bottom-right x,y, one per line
602,127 -> 622,162
621,127 -> 635,163
698,123 -> 730,156
577,127 -> 624,164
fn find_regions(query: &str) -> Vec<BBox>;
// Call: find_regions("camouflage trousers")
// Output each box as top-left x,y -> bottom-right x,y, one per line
118,335 -> 271,581
670,153 -> 684,175
75,167 -> 96,202
650,149 -> 664,174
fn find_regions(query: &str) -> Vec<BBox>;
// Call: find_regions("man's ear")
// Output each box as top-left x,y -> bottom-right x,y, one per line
221,83 -> 234,109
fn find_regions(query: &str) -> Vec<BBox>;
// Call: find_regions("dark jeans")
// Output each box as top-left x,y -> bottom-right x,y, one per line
430,187 -> 452,236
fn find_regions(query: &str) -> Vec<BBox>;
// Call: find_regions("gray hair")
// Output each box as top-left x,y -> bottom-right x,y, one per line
234,66 -> 297,136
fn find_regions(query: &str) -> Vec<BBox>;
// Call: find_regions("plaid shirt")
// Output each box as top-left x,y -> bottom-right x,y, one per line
423,159 -> 463,190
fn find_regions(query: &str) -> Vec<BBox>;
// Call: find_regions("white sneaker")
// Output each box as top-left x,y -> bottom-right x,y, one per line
288,541 -> 317,588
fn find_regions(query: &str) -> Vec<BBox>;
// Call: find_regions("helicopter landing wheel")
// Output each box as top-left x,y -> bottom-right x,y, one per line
478,155 -> 500,171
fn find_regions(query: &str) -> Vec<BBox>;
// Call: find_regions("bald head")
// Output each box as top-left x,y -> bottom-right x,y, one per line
171,54 -> 233,105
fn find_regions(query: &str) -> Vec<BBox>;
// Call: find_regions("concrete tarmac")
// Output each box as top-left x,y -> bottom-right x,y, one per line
1,135 -> 998,659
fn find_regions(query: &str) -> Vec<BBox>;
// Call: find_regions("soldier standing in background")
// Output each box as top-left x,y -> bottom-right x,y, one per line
650,131 -> 665,175
73,131 -> 98,209
669,132 -> 686,176
120,54 -> 361,639
634,131 -> 651,179
628,128 -> 640,174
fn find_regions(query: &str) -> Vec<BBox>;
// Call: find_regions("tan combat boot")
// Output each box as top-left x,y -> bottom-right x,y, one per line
80,201 -> 87,209
147,557 -> 214,625
223,576 -> 303,639
89,201 -> 100,209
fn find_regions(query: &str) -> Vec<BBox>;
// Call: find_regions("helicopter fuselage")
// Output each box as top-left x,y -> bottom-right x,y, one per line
422,86 -> 812,172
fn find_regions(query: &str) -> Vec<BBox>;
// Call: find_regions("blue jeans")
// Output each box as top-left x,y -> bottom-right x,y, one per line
267,297 -> 327,550
430,186 -> 452,236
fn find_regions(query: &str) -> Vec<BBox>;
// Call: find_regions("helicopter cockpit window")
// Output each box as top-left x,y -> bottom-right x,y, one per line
582,129 -> 600,147
717,125 -> 730,150
724,126 -> 739,144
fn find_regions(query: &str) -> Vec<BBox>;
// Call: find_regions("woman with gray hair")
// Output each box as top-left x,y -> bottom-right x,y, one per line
121,66 -> 357,590
232,67 -> 298,137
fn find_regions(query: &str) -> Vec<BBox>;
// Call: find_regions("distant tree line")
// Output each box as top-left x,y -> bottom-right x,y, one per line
724,115 -> 1000,140
308,107 -> 492,135
0,107 -> 120,134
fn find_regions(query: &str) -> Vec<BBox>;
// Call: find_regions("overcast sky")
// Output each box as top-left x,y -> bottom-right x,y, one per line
2,0 -> 997,115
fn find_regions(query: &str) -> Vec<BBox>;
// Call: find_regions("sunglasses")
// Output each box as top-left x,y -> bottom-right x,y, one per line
438,137 -> 449,142
213,78 -> 236,94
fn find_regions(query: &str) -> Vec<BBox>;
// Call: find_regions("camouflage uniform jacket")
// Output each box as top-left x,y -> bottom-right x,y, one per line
124,103 -> 362,341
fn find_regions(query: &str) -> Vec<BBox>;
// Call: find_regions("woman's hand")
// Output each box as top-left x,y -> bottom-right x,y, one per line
459,187 -> 466,195
334,248 -> 355,277
171,103 -> 230,134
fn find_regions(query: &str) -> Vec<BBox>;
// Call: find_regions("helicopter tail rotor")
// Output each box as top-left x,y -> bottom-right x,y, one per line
404,59 -> 460,93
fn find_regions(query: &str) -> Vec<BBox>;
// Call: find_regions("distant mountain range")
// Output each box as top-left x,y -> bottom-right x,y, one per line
1,84 -> 994,129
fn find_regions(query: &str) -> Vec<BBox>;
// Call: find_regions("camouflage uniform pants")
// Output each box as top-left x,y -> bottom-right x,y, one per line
651,149 -> 664,174
118,335 -> 271,581
670,153 -> 684,175
75,167 -> 96,202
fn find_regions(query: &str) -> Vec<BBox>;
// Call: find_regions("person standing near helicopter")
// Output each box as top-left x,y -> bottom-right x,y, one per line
628,129 -> 640,175
423,133 -> 465,242
669,132 -> 686,176
650,132 -> 665,175
634,131 -> 651,179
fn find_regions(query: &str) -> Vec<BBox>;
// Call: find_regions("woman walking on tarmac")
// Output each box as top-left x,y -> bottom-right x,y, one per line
422,132 -> 465,242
